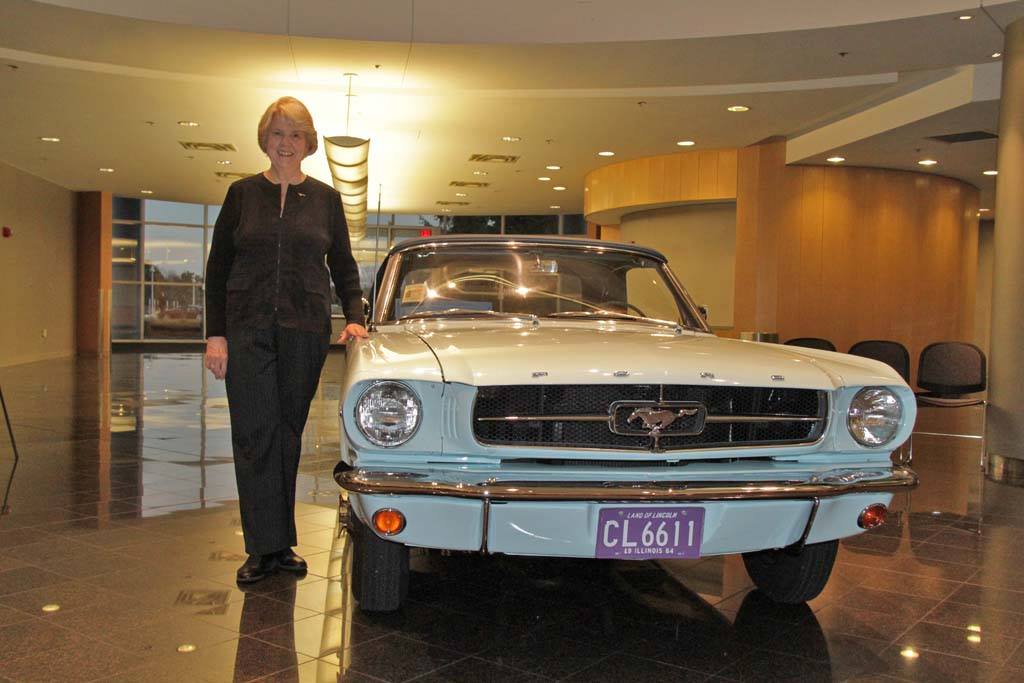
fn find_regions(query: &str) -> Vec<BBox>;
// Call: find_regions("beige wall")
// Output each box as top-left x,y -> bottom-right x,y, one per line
620,203 -> 736,328
0,162 -> 76,367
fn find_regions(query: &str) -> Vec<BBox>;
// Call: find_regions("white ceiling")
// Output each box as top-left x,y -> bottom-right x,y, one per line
0,0 -> 1019,216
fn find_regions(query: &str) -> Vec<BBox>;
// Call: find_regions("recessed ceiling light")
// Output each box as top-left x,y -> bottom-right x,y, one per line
826,156 -> 846,163
500,135 -> 521,143
454,192 -> 467,197
553,186 -> 566,191
99,167 -> 115,173
177,120 -> 200,127
440,208 -> 452,212
597,151 -> 615,157
537,176 -> 551,181
978,208 -> 990,212
676,140 -> 695,147
217,160 -> 232,165
550,205 -> 561,209
472,170 -> 488,176
992,52 -> 1003,58
39,136 -> 60,143
958,14 -> 973,20
727,105 -> 750,112
545,165 -> 561,170
917,159 -> 938,166
140,189 -> 154,195
177,644 -> 197,654
983,170 -> 998,176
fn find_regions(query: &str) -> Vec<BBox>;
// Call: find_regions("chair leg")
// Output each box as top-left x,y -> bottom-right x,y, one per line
979,401 -> 989,471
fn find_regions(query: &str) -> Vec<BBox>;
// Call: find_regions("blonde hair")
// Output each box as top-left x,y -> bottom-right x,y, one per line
257,96 -> 318,156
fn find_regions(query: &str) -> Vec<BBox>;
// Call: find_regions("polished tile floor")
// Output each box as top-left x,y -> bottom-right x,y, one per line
0,352 -> 1015,682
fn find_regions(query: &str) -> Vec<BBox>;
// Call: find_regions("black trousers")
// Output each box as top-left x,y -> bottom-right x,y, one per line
225,325 -> 330,555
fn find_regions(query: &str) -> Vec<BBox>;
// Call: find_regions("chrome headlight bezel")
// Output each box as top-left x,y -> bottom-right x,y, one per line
847,387 -> 903,447
354,381 -> 422,448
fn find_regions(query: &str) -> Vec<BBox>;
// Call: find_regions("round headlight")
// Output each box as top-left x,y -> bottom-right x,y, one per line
847,387 -> 902,447
355,381 -> 421,447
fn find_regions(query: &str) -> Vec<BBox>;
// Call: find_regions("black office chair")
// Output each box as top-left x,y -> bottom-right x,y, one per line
916,341 -> 987,406
848,340 -> 911,383
784,337 -> 836,352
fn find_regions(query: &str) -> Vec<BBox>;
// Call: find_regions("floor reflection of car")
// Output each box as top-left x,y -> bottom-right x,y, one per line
334,235 -> 918,612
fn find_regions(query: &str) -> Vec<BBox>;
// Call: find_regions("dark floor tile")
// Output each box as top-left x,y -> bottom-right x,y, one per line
924,600 -> 1024,640
0,578 -> 122,617
0,618 -> 90,661
854,568 -> 963,601
950,584 -> 1024,614
831,586 -> 941,621
250,658 -> 377,682
812,603 -> 921,643
0,638 -> 143,683
97,614 -> 239,657
717,649 -> 835,682
0,604 -> 34,627
250,613 -> 388,659
0,527 -> 58,550
194,595 -> 319,635
186,636 -> 313,683
414,656 -> 550,682
0,566 -> 67,596
563,652 -> 706,682
876,644 -> 1000,683
894,621 -> 1021,665
341,633 -> 462,682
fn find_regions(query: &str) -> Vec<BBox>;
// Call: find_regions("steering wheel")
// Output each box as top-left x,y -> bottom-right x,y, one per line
595,300 -> 647,317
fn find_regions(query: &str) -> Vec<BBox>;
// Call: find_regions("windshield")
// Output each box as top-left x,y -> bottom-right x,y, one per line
381,244 -> 704,329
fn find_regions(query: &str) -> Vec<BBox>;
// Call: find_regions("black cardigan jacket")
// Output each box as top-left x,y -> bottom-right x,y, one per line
205,174 -> 365,337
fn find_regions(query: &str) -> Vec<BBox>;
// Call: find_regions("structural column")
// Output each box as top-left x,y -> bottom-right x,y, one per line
75,191 -> 112,356
986,18 -> 1024,469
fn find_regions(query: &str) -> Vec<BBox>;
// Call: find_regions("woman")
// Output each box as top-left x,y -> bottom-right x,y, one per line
204,96 -> 368,584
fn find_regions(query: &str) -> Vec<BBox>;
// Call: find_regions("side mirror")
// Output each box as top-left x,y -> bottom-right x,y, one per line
698,305 -> 709,322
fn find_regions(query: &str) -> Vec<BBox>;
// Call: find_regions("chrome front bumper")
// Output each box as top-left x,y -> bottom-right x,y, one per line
334,464 -> 918,502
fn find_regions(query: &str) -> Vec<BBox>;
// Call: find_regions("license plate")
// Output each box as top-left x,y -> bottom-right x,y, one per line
595,507 -> 704,559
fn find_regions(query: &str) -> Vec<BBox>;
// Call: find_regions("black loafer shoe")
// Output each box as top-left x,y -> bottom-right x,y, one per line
275,549 -> 307,573
236,554 -> 277,584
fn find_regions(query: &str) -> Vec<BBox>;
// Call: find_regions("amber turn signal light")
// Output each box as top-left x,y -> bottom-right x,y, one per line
372,508 -> 406,535
857,503 -> 888,529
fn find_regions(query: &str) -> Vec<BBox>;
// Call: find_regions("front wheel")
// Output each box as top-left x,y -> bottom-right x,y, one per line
741,539 -> 838,604
348,505 -> 409,612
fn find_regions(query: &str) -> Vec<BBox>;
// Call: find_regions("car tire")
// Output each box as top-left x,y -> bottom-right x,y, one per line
741,539 -> 838,604
348,506 -> 409,612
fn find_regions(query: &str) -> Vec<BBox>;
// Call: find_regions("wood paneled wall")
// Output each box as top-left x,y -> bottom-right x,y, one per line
584,149 -> 738,222
586,139 -> 981,387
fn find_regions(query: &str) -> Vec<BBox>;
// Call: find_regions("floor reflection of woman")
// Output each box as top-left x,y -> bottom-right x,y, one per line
204,96 -> 368,584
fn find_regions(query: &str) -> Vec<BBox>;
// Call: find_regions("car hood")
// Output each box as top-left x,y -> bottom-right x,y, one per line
404,320 -> 903,390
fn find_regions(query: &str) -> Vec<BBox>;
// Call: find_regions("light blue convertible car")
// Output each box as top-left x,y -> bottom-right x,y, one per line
335,235 -> 917,612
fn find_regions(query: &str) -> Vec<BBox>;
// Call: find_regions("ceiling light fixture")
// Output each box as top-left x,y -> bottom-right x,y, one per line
917,159 -> 938,166
472,170 -> 488,176
537,176 -> 551,181
216,160 -> 232,165
958,14 -> 973,20
597,151 -> 615,157
501,136 -> 522,143
39,136 -> 60,143
983,170 -> 998,176
553,186 -> 566,191
992,52 -> 1003,58
826,156 -> 846,163
324,73 -> 369,241
545,165 -> 561,170
676,140 -> 695,147
550,205 -> 561,209
727,105 -> 750,112
454,192 -> 467,197
177,120 -> 199,127
978,208 -> 990,212
140,190 -> 154,195
99,167 -> 114,173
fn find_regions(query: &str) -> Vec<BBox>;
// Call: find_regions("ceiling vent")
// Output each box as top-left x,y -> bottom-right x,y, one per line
927,131 -> 997,144
214,171 -> 253,180
436,201 -> 471,206
180,141 -> 238,152
450,181 -> 490,188
468,153 -> 519,163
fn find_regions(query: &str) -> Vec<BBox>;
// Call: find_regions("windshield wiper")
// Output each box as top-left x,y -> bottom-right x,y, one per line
545,310 -> 689,329
397,309 -> 538,322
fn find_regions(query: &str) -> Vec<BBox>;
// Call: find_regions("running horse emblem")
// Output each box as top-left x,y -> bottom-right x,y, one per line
627,406 -> 701,435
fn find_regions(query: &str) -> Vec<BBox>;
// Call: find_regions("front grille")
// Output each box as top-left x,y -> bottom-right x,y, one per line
473,385 -> 827,451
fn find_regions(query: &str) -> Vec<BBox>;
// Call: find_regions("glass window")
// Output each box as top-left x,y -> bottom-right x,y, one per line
144,225 -> 205,284
446,215 -> 501,234
144,199 -> 204,225
505,215 -> 558,235
113,197 -> 141,221
563,214 -> 587,235
112,224 -> 142,282
206,204 -> 222,226
112,283 -> 141,339
143,284 -> 204,340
